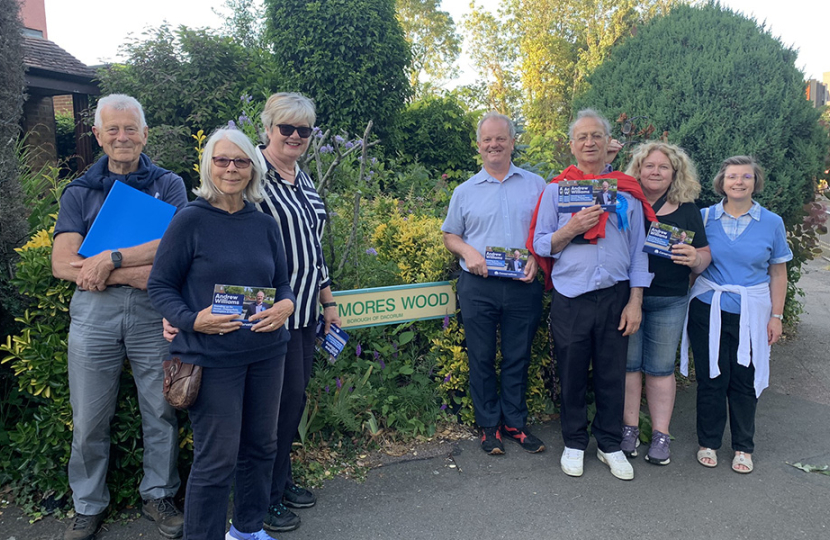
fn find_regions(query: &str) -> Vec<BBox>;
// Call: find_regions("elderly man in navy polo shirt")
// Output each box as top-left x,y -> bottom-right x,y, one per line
442,112 -> 546,455
532,109 -> 652,481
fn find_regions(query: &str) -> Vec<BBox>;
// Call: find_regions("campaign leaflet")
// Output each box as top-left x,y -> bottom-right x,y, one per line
558,178 -> 618,213
643,222 -> 695,259
211,284 -> 277,329
485,246 -> 529,278
315,314 -> 349,364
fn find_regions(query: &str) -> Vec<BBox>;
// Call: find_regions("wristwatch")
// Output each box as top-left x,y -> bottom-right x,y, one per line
770,313 -> 783,320
111,250 -> 123,269
322,301 -> 337,309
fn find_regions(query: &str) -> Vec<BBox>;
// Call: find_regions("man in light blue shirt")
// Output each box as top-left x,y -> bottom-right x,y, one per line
532,109 -> 652,481
442,112 -> 546,456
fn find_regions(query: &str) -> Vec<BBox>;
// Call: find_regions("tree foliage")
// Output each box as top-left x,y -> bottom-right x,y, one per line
506,0 -> 680,139
575,2 -> 828,227
97,24 -> 277,186
396,0 -> 461,95
459,3 -> 522,118
264,0 -> 411,138
388,95 -> 476,173
0,0 -> 27,337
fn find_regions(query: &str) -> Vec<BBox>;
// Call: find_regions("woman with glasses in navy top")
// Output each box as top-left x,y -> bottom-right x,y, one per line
680,155 -> 792,474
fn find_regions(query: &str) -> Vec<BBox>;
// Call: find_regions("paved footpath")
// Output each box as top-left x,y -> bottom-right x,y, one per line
3,259 -> 829,540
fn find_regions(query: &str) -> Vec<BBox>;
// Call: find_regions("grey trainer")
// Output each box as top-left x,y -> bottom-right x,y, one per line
644,430 -> 671,465
64,511 -> 106,540
621,425 -> 640,458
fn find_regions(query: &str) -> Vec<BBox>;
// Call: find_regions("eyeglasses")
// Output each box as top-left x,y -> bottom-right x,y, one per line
725,174 -> 754,181
275,124 -> 313,138
212,156 -> 253,169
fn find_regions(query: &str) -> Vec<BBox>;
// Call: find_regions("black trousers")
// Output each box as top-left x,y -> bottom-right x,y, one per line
688,298 -> 757,453
551,282 -> 630,452
457,271 -> 542,428
269,324 -> 317,505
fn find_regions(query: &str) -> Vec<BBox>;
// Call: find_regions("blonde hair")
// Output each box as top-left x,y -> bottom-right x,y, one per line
712,155 -> 765,196
197,128 -> 265,203
260,92 -> 316,143
626,142 -> 700,204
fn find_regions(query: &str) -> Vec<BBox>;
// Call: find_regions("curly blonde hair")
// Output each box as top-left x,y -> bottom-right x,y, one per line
625,142 -> 700,204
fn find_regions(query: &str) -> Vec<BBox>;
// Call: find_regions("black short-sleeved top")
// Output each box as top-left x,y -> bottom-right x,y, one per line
646,202 -> 708,297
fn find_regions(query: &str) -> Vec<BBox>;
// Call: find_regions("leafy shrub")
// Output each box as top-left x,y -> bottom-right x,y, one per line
388,95 -> 476,174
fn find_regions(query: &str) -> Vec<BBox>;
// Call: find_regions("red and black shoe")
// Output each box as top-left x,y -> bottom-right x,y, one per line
480,426 -> 505,455
501,425 -> 546,453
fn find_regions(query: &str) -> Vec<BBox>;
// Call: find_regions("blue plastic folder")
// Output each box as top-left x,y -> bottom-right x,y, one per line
78,181 -> 177,258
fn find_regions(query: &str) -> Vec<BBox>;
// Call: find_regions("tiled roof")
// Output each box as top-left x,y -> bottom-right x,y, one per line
22,36 -> 96,79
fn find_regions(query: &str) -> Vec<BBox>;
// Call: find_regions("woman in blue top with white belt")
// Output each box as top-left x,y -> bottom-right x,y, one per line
680,155 -> 792,474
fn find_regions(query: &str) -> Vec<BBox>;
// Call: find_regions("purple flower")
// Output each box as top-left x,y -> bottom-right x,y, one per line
356,343 -> 362,356
379,359 -> 386,370
365,248 -> 378,256
227,120 -> 237,129
325,385 -> 330,393
334,135 -> 345,144
440,404 -> 448,410
443,315 -> 449,330
344,141 -> 354,149
370,157 -> 378,165
319,144 -> 334,154
238,114 -> 250,126
240,93 -> 253,103
373,350 -> 379,360
443,374 -> 451,382
313,127 -> 324,138
336,378 -> 342,389
349,386 -> 354,392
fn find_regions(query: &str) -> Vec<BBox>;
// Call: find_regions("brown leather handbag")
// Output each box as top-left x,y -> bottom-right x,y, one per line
162,357 -> 202,410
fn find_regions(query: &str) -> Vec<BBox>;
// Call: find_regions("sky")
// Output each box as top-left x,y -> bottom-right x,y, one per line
44,0 -> 829,83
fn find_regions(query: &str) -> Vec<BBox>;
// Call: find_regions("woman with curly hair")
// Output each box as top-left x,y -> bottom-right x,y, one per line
621,142 -> 711,465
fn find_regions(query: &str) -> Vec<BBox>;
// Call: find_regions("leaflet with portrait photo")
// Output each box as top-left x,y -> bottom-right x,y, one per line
211,284 -> 277,329
642,222 -> 695,259
558,179 -> 617,213
485,246 -> 529,278
315,314 -> 349,364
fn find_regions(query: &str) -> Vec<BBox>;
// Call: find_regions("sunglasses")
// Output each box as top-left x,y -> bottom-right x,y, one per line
212,156 -> 253,169
275,124 -> 313,138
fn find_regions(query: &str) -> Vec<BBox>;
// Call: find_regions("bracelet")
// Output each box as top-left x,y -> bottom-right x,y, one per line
770,313 -> 783,320
322,301 -> 337,309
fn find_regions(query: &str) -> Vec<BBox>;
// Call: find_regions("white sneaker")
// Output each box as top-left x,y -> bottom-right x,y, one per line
597,449 -> 634,480
560,447 -> 584,477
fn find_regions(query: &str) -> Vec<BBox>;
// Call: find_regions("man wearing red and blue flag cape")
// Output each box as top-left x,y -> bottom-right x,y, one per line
528,109 -> 656,481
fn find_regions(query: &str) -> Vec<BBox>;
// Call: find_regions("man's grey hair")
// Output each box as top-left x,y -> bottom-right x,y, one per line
568,108 -> 611,140
94,94 -> 147,130
476,111 -> 516,142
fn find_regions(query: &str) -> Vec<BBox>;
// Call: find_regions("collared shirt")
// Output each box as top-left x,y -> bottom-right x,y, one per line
711,200 -> 762,241
442,164 -> 545,272
532,185 -> 652,298
256,148 -> 330,329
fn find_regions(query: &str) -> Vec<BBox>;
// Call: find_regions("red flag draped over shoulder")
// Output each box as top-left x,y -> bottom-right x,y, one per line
525,165 -> 657,291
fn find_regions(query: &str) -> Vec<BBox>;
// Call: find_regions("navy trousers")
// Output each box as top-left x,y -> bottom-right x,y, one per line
457,271 -> 542,428
688,298 -> 758,453
269,324 -> 316,506
183,355 -> 284,540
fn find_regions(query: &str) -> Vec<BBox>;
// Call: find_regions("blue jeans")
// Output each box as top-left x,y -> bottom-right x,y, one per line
67,288 -> 179,515
626,294 -> 688,377
184,355 -> 284,540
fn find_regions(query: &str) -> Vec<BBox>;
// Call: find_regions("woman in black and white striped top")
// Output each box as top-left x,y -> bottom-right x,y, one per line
255,92 -> 340,532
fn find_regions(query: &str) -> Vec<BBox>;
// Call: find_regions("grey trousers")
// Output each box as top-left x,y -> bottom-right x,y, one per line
67,287 -> 180,515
